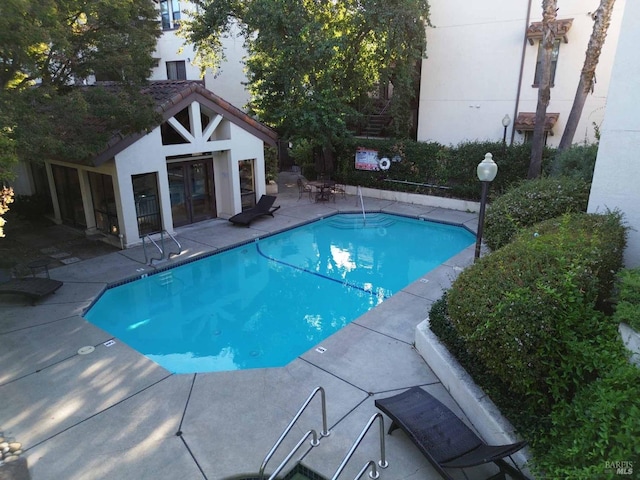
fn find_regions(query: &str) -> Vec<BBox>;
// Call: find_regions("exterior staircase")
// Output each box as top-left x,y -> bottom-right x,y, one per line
359,113 -> 392,137
350,99 -> 392,138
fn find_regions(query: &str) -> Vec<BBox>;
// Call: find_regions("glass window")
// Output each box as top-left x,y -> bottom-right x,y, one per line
166,60 -> 186,80
161,106 -> 191,145
533,39 -> 560,87
239,159 -> 256,210
51,164 -> 86,228
523,130 -> 549,146
133,173 -> 162,237
88,172 -> 119,235
160,0 -> 180,30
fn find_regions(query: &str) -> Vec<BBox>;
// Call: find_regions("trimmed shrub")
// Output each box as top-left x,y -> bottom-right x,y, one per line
483,176 -> 590,251
613,267 -> 640,332
550,143 -> 598,183
429,294 -> 512,409
532,361 -> 640,479
332,138 -> 553,201
447,212 -> 627,416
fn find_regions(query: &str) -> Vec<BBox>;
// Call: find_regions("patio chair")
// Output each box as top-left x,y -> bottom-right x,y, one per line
297,177 -> 313,201
228,194 -> 281,226
331,183 -> 346,199
0,265 -> 63,305
375,387 -> 529,480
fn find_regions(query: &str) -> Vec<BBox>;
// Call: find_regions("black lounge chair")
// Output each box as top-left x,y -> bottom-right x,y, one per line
0,277 -> 64,305
228,195 -> 281,226
375,387 -> 529,480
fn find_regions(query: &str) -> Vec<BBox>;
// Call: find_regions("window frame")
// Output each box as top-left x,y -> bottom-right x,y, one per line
88,172 -> 119,235
532,39 -> 561,88
133,173 -> 162,237
160,0 -> 181,31
166,60 -> 187,80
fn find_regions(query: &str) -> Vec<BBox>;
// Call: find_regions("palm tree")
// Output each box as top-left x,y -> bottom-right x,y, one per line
528,0 -> 558,179
558,0 -> 617,151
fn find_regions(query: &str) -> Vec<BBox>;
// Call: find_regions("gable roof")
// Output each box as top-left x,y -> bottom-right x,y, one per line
92,80 -> 278,166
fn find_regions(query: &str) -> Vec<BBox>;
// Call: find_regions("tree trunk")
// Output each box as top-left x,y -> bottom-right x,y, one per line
558,0 -> 616,151
528,0 -> 558,179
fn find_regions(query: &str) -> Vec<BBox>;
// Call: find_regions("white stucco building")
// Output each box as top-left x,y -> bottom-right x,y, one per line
417,0 -> 626,147
588,0 -> 640,267
43,81 -> 277,249
150,1 -> 250,110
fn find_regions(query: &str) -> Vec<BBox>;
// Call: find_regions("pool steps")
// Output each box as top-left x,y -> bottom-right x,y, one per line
326,213 -> 396,230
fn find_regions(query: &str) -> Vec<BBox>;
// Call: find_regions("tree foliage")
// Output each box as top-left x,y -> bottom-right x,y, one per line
0,0 -> 161,89
0,0 -> 161,165
184,0 -> 431,171
0,0 -> 162,230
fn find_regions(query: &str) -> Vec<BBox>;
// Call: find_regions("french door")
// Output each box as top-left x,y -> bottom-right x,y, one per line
168,159 -> 215,227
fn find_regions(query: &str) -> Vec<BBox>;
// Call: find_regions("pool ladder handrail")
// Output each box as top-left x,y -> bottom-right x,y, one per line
356,186 -> 366,226
331,413 -> 388,480
142,230 -> 182,265
259,386 -> 331,480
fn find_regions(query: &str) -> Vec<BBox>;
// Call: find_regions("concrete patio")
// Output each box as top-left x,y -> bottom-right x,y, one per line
0,174 -> 526,480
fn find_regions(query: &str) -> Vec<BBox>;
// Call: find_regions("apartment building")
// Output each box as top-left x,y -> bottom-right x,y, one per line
417,0 -> 626,147
150,0 -> 250,110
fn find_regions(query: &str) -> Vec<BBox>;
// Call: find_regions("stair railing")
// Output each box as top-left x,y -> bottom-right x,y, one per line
142,230 -> 182,265
259,386 -> 330,480
330,413 -> 388,480
378,98 -> 392,115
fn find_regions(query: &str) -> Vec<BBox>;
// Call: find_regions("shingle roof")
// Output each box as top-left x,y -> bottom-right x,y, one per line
514,112 -> 560,134
92,80 -> 278,166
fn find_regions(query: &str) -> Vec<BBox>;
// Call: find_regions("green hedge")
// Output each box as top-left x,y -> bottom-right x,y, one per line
613,268 -> 640,332
446,212 -> 627,417
428,293 -> 507,401
430,293 -> 639,479
311,138 -> 556,201
550,143 -> 598,183
432,211 -> 634,476
483,176 -> 590,251
532,360 -> 640,479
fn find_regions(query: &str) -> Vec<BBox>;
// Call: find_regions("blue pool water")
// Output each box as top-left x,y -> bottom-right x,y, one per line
85,213 -> 474,373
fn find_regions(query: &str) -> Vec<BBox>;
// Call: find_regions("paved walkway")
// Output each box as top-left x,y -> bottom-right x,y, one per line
0,175 -> 505,480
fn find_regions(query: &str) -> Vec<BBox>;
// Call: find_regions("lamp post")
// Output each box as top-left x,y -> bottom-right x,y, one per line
474,152 -> 498,261
501,114 -> 511,151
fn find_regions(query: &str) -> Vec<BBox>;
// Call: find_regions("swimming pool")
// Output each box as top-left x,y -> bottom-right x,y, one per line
85,213 -> 474,373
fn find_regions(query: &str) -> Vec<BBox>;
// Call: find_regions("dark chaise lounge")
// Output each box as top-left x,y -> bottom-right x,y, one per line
228,195 -> 280,226
375,387 -> 529,480
0,278 -> 64,305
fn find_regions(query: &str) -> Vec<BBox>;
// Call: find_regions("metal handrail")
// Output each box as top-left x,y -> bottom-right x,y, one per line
259,386 -> 330,480
378,98 -> 392,115
382,178 -> 452,191
353,461 -> 380,480
266,430 -> 318,480
163,230 -> 182,258
330,413 -> 388,480
142,230 -> 182,265
357,186 -> 366,226
142,234 -> 163,265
